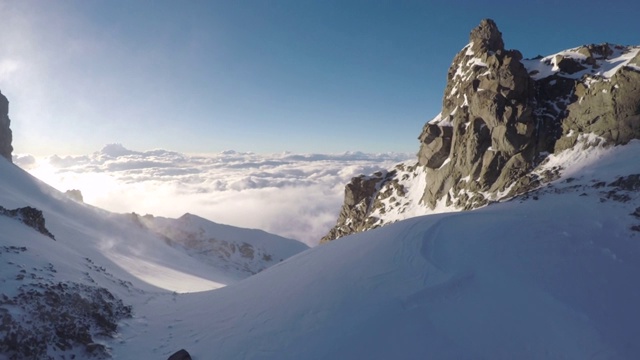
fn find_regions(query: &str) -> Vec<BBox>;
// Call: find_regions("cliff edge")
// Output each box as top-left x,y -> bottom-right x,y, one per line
0,90 -> 13,162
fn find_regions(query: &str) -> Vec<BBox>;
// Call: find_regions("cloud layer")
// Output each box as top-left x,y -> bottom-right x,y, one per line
15,144 -> 413,246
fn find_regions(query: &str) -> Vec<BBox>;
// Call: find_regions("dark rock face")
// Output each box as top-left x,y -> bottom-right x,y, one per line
0,91 -> 13,162
0,205 -> 56,239
609,174 -> 640,191
321,19 -> 640,243
0,281 -> 132,359
417,17 -> 536,208
469,19 -> 504,53
553,47 -> 640,152
320,171 -> 397,243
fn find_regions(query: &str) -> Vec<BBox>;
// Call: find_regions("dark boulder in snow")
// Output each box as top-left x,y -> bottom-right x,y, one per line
0,205 -> 56,239
0,90 -> 13,163
168,349 -> 192,360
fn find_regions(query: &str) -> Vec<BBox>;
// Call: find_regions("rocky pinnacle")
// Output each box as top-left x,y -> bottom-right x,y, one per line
417,18 -> 535,208
0,90 -> 13,163
469,19 -> 504,53
321,19 -> 640,243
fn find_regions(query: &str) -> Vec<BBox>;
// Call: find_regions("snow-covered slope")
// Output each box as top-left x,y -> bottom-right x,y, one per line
0,159 -> 306,292
2,140 -> 640,358
137,213 -> 308,279
0,157 -> 307,358
111,140 -> 640,359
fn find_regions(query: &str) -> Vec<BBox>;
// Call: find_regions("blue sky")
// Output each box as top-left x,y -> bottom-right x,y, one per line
1,0 -> 638,156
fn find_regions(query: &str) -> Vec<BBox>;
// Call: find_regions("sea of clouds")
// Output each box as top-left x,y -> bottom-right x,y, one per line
14,144 -> 413,246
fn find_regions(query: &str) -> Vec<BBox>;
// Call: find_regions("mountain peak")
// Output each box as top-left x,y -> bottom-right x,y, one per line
469,18 -> 504,53
322,20 -> 640,243
99,143 -> 137,157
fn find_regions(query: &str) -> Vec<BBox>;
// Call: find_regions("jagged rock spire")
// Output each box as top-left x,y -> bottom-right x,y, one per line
322,19 -> 640,244
416,18 -> 535,209
469,19 -> 504,53
0,90 -> 13,163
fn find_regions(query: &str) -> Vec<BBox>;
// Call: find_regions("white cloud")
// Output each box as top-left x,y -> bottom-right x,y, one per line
16,144 -> 413,246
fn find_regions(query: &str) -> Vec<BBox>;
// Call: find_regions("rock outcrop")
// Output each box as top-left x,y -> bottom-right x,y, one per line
322,170 -> 399,242
168,349 -> 192,360
550,46 -> 640,152
0,205 -> 56,240
0,90 -> 13,162
321,19 -> 640,243
418,18 -> 537,208
136,213 -> 308,277
64,189 -> 84,203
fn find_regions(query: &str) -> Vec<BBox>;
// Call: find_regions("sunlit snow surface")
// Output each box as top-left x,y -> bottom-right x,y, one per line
0,160 -> 306,294
2,140 -> 640,358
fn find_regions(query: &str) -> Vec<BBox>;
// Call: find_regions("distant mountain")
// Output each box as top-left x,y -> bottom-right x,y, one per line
322,19 -> 640,243
136,212 -> 308,279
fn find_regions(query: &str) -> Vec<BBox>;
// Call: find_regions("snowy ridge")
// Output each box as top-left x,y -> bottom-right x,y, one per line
326,38 -> 640,241
430,41 -> 490,128
138,213 -> 308,279
0,157 -> 307,357
344,134 -> 640,235
0,159 -> 306,293
522,44 -> 640,81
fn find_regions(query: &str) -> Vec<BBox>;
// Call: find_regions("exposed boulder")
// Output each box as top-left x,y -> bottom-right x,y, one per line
168,349 -> 192,360
0,205 -> 56,239
0,90 -> 13,162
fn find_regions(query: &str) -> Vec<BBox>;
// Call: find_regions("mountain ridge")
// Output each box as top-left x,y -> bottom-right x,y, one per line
322,19 -> 640,243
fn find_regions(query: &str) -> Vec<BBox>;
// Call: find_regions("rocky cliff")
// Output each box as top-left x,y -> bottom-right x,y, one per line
321,19 -> 640,243
0,90 -> 13,162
